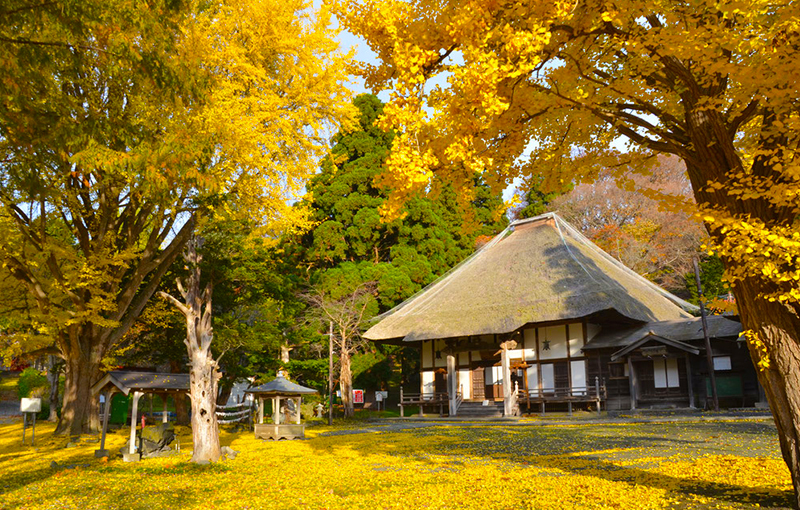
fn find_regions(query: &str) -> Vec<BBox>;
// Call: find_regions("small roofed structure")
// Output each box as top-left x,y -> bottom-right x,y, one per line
245,372 -> 317,440
91,371 -> 189,462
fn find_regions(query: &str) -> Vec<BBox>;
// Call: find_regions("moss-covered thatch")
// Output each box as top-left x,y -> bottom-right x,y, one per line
365,213 -> 695,342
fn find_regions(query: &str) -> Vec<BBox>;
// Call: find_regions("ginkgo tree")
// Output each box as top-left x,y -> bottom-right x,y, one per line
335,0 -> 800,503
0,0 -> 353,437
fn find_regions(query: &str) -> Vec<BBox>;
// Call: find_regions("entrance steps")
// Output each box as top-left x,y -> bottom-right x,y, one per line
456,400 -> 504,418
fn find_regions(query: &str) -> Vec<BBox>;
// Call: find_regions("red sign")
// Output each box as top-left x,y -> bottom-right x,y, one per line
353,389 -> 364,404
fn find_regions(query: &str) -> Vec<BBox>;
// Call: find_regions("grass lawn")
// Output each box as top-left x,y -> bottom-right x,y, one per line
0,373 -> 20,400
0,418 -> 792,509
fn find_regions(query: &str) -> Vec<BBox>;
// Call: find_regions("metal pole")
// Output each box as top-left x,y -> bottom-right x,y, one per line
694,257 -> 719,411
328,321 -> 334,426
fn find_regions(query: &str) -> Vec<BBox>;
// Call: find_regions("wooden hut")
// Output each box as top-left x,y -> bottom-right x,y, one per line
91,371 -> 189,462
365,213 -> 759,417
246,373 -> 317,440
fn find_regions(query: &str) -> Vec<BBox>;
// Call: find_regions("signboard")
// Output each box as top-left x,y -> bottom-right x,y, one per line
21,397 -> 41,446
20,398 -> 41,413
353,389 -> 364,404
374,391 -> 388,402
640,346 -> 668,357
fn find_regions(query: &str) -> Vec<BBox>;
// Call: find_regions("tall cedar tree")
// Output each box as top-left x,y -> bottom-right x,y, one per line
301,94 -> 507,309
296,94 -> 507,407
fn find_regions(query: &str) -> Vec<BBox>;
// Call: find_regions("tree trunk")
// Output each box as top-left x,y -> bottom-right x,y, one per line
47,355 -> 61,422
56,355 -> 100,435
340,348 -> 354,418
216,380 -> 233,406
280,343 -> 292,364
170,360 -> 190,425
189,350 -> 221,463
683,135 -> 800,506
175,394 -> 190,426
159,235 -> 221,463
734,276 -> 800,507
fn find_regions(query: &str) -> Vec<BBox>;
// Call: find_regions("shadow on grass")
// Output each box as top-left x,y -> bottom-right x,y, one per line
529,454 -> 792,508
305,421 -> 791,508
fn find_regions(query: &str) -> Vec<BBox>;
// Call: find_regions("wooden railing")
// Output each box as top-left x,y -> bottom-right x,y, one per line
398,388 -> 449,417
517,377 -> 607,416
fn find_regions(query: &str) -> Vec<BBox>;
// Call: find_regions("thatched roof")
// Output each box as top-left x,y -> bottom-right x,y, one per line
583,316 -> 743,352
365,213 -> 696,342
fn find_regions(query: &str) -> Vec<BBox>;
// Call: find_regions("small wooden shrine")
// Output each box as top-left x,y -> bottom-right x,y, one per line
91,371 -> 189,462
245,372 -> 317,440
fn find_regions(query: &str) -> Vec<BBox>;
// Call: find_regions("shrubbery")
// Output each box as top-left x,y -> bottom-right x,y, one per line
17,368 -> 50,419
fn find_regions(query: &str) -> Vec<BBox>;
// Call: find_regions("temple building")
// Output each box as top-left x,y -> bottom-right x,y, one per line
364,213 -> 761,417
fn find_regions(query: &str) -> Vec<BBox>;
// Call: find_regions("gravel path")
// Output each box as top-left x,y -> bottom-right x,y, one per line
0,400 -> 20,417
312,411 -> 775,437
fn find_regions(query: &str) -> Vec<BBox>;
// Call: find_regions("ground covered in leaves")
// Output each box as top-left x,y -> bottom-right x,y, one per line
0,418 -> 791,509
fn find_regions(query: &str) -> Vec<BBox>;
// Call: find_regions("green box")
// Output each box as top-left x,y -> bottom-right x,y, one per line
705,375 -> 743,398
109,393 -> 130,424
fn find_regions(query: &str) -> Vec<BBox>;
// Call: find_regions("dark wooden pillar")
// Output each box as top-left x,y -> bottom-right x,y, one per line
627,357 -> 637,410
685,355 -> 695,408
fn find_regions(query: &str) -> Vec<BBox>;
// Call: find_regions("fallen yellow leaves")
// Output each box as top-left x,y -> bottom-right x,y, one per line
0,418 -> 791,509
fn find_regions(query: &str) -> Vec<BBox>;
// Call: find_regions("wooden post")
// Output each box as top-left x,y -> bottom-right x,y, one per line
97,390 -> 112,457
295,398 -> 301,424
129,391 -> 142,455
694,257 -> 719,411
328,321 -> 334,426
595,376 -> 601,415
447,352 -> 457,417
258,397 -> 264,424
399,387 -> 404,418
162,394 -> 169,423
627,357 -> 637,410
568,402 -> 573,416
499,340 -> 516,417
273,396 -> 280,424
685,355 -> 695,408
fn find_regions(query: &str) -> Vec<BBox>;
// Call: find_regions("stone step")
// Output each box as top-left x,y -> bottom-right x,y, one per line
456,402 -> 505,417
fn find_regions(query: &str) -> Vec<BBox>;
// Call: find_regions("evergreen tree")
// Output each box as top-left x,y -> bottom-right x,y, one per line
301,93 -> 507,309
296,94 -> 507,403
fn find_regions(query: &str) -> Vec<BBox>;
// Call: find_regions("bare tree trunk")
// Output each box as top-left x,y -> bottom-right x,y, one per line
159,236 -> 221,463
189,349 -> 221,463
280,344 -> 292,364
47,355 -> 61,422
340,348 -> 354,418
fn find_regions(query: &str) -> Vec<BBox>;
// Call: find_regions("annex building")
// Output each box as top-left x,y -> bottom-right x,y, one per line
364,213 -> 762,417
